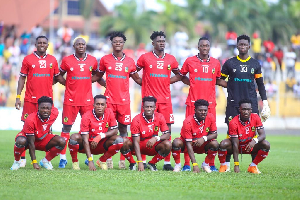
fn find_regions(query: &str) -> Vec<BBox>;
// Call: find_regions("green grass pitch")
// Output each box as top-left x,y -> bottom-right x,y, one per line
0,130 -> 299,200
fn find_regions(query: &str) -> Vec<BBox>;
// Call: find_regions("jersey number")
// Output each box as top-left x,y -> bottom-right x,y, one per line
241,65 -> 247,72
157,61 -> 164,69
124,115 -> 130,123
78,64 -> 86,71
202,65 -> 209,73
115,63 -> 123,71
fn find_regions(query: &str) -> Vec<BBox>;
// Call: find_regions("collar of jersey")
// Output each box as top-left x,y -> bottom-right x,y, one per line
193,114 -> 204,125
196,54 -> 210,62
112,53 -> 126,61
142,112 -> 154,123
73,53 -> 87,61
237,55 -> 251,62
152,51 -> 165,59
34,51 -> 47,59
238,115 -> 251,126
37,112 -> 50,123
93,109 -> 104,121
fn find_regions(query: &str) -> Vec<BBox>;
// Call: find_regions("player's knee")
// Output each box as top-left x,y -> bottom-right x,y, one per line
219,139 -> 231,149
70,133 -> 80,141
210,141 -> 219,150
164,140 -> 172,150
112,136 -> 124,145
261,140 -> 270,150
16,137 -> 27,147
69,138 -> 79,146
57,137 -> 66,148
172,138 -> 182,150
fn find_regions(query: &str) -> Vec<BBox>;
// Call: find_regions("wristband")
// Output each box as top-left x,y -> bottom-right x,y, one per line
234,162 -> 239,166
192,163 -> 198,166
155,136 -> 160,141
31,160 -> 37,164
16,95 -> 21,99
136,161 -> 143,163
202,136 -> 208,142
88,157 -> 93,162
253,138 -> 258,144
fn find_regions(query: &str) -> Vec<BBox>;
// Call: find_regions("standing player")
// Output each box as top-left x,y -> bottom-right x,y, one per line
129,96 -> 171,171
94,31 -> 141,169
171,37 -> 227,172
11,96 -> 66,170
220,35 -> 271,169
68,95 -> 125,170
172,99 -> 219,173
136,31 -> 179,171
15,36 -> 65,167
58,37 -> 99,168
218,99 -> 270,173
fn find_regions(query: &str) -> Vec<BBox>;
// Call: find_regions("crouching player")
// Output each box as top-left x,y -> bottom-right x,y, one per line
11,96 -> 66,170
172,99 -> 218,173
68,95 -> 126,170
218,99 -> 270,174
128,96 -> 171,171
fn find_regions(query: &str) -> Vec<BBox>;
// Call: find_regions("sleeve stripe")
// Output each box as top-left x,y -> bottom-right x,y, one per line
59,67 -> 66,72
20,73 -> 27,77
172,68 -> 179,71
54,72 -> 60,76
255,73 -> 263,79
229,135 -> 238,138
178,71 -> 184,76
130,70 -> 137,75
110,125 -> 118,129
221,73 -> 228,78
136,65 -> 142,69
132,134 -> 140,137
25,133 -> 34,136
81,132 -> 89,135
162,130 -> 169,134
257,126 -> 264,130
185,139 -> 192,142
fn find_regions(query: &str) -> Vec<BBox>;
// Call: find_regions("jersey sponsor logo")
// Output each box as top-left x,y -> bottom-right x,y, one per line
157,61 -> 164,69
64,117 -> 68,123
115,63 -> 123,71
72,76 -> 90,80
108,74 -> 126,79
42,124 -> 48,131
251,126 -> 256,132
38,60 -> 46,68
206,127 -> 209,132
33,73 -> 50,77
50,63 -> 53,69
212,68 -> 215,74
32,65 -> 35,68
251,68 -> 254,74
240,65 -> 247,72
234,78 -> 252,82
150,73 -> 168,78
106,122 -> 109,128
24,113 -> 29,119
239,137 -> 252,143
167,64 -> 171,70
194,77 -> 213,81
154,126 -> 159,131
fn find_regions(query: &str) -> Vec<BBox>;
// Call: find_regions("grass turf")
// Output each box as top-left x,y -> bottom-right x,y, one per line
0,130 -> 299,200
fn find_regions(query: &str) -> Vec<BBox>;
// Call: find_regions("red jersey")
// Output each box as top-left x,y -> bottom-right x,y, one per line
79,108 -> 118,142
60,53 -> 98,106
99,53 -> 137,104
180,113 -> 217,142
131,112 -> 169,140
20,52 -> 60,103
228,113 -> 263,146
136,51 -> 179,103
23,107 -> 59,140
179,55 -> 221,107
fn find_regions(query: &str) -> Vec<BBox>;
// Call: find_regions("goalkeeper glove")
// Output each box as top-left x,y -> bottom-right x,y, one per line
261,100 -> 270,122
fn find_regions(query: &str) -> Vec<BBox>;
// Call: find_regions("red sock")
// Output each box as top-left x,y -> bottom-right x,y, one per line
141,154 -> 146,162
252,149 -> 269,165
60,132 -> 70,155
184,151 -> 190,166
172,149 -> 181,164
120,153 -> 125,161
21,150 -> 26,158
164,152 -> 171,162
122,151 -> 135,164
209,160 -> 215,166
218,149 -> 227,164
149,153 -> 165,164
68,142 -> 79,162
45,147 -> 62,161
14,145 -> 25,161
100,143 -> 123,162
205,149 -> 217,164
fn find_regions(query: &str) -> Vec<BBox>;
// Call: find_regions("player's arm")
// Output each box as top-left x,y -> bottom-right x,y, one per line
82,134 -> 96,171
130,72 -> 142,86
216,79 -> 227,88
231,137 -> 240,173
172,69 -> 190,85
92,71 -> 106,87
53,74 -> 66,86
186,141 -> 200,173
15,76 -> 26,110
132,134 -> 144,171
27,135 -> 40,170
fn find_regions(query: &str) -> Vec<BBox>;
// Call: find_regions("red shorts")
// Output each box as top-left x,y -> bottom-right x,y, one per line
21,101 -> 38,122
78,138 -> 109,155
186,104 -> 216,122
177,137 -> 213,154
107,103 -> 131,125
239,144 -> 253,154
128,137 -> 160,156
141,102 -> 174,124
62,104 -> 93,125
15,132 -> 56,151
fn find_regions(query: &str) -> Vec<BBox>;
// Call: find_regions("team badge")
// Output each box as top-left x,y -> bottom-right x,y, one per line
252,126 -> 256,132
228,116 -> 233,122
125,67 -> 128,72
167,65 -> 171,70
89,66 -> 93,71
64,117 -> 68,123
154,126 -> 159,131
70,68 -> 73,71
32,65 -> 35,68
212,68 -> 215,74
106,122 -> 109,128
50,63 -> 53,69
24,113 -> 29,119
206,127 -> 210,132
149,65 -> 153,68
194,69 -> 197,72
251,68 -> 254,74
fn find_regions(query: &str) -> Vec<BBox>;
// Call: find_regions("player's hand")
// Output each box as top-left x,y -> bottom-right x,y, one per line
146,137 -> 157,149
15,99 -> 21,110
138,162 -> 144,171
193,138 -> 204,147
88,161 -> 96,171
234,165 -> 240,173
33,163 -> 40,170
90,141 -> 98,149
193,165 -> 200,173
261,100 -> 271,122
245,140 -> 256,152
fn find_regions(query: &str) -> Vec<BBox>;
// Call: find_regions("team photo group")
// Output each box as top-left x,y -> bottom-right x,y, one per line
11,30 -> 271,174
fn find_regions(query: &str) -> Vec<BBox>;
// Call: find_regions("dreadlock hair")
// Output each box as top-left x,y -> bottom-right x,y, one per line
38,96 -> 53,105
109,31 -> 127,42
194,99 -> 209,108
150,31 -> 166,41
239,99 -> 252,107
142,96 -> 157,104
237,34 -> 250,44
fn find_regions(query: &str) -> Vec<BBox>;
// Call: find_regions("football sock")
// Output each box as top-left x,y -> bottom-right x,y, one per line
122,151 -> 135,164
225,162 -> 230,169
14,145 -> 25,161
60,154 -> 67,160
205,149 -> 217,164
172,149 -> 181,164
21,151 -> 26,158
226,154 -> 232,162
183,151 -> 191,166
149,152 -> 165,164
120,153 -> 125,161
68,142 -> 79,162
141,154 -> 146,163
252,149 -> 269,165
45,146 -> 62,161
218,149 -> 227,164
209,160 -> 215,166
60,132 -> 70,157
250,162 -> 257,166
100,143 -> 123,162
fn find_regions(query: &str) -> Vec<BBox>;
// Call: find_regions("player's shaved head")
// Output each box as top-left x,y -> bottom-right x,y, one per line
38,96 -> 53,105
